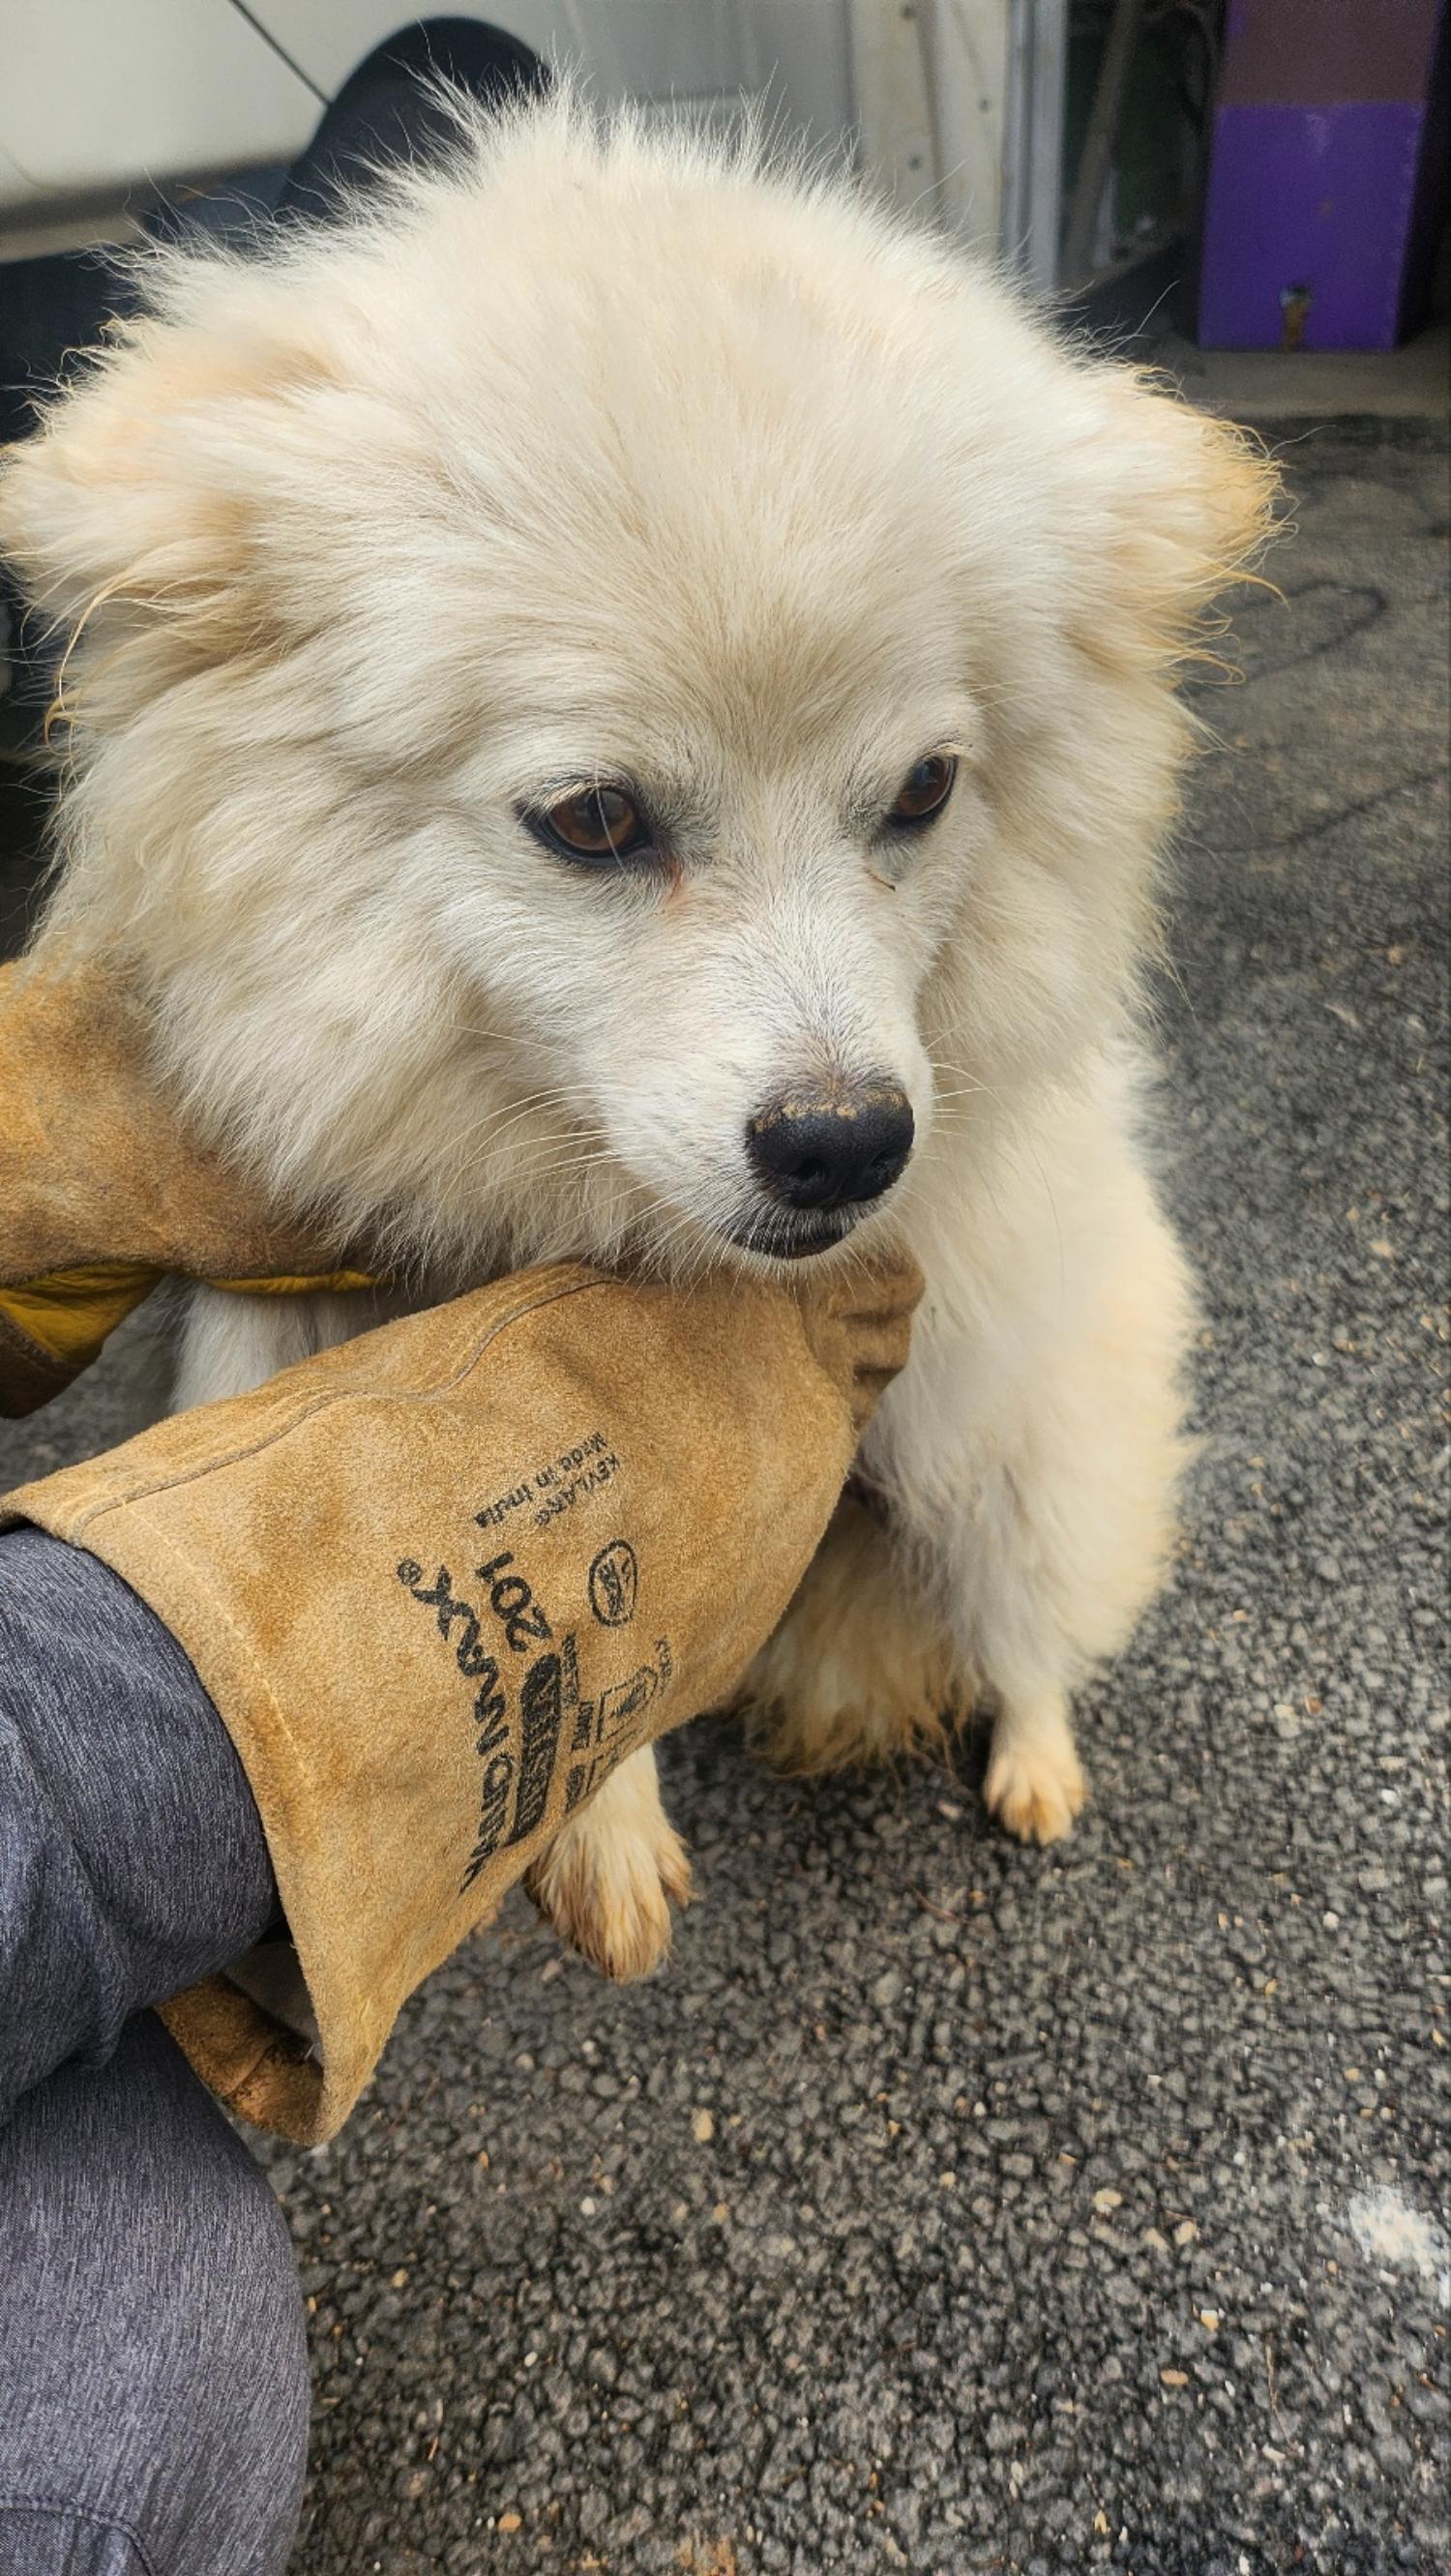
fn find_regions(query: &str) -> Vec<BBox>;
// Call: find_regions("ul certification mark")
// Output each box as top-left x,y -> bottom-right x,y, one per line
588,1539 -> 638,1628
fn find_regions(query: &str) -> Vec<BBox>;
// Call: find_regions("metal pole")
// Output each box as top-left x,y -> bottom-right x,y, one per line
1062,0 -> 1145,286
1025,0 -> 1068,292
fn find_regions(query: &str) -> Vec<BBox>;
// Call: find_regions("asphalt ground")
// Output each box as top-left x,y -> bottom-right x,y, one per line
1,417 -> 1447,2576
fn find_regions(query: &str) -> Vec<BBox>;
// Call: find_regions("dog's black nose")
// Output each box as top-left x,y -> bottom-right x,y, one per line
746,1081 -> 915,1212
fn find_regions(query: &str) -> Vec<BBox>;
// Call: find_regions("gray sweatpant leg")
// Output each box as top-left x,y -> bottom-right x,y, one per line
0,1527 -> 310,2575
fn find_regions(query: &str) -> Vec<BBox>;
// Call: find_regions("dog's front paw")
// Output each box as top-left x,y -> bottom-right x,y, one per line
529,1809 -> 692,1981
526,1749 -> 692,1981
984,1714 -> 1086,1847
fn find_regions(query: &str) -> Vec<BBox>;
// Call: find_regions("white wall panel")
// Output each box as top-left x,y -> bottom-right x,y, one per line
0,0 -> 315,204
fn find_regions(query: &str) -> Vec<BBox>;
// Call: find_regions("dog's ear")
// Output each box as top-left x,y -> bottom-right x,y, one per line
1061,369 -> 1280,681
0,289 -> 347,735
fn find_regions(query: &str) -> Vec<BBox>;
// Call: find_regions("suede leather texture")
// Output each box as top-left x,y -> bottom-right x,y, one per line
0,951 -> 363,1412
4,1258 -> 919,2143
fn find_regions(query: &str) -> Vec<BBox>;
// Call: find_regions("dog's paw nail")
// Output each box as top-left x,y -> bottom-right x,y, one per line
654,1824 -> 695,1914
984,1745 -> 1086,1847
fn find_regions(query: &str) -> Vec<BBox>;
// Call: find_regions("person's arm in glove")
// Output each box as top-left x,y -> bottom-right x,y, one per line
0,1524 -> 281,2123
3,1252 -> 920,2144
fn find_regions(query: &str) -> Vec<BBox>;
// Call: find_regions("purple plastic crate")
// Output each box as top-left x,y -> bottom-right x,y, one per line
1199,0 -> 1448,351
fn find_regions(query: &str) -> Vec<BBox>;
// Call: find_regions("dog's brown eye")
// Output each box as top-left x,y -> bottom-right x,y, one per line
889,755 -> 957,826
549,787 -> 639,854
531,785 -> 650,865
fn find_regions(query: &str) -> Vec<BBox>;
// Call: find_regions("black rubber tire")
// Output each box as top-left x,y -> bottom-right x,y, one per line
278,15 -> 549,222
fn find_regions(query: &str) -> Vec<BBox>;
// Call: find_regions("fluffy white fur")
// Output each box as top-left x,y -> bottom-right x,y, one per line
2,90 -> 1274,1974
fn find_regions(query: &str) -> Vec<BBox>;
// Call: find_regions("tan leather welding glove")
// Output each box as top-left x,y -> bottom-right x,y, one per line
2,1252 -> 921,2144
0,949 -> 370,1415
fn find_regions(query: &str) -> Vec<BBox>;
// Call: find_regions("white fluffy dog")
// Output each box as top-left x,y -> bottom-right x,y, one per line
2,93 -> 1273,1978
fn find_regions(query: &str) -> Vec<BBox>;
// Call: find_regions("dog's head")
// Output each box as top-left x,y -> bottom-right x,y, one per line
2,94 -> 1275,1276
